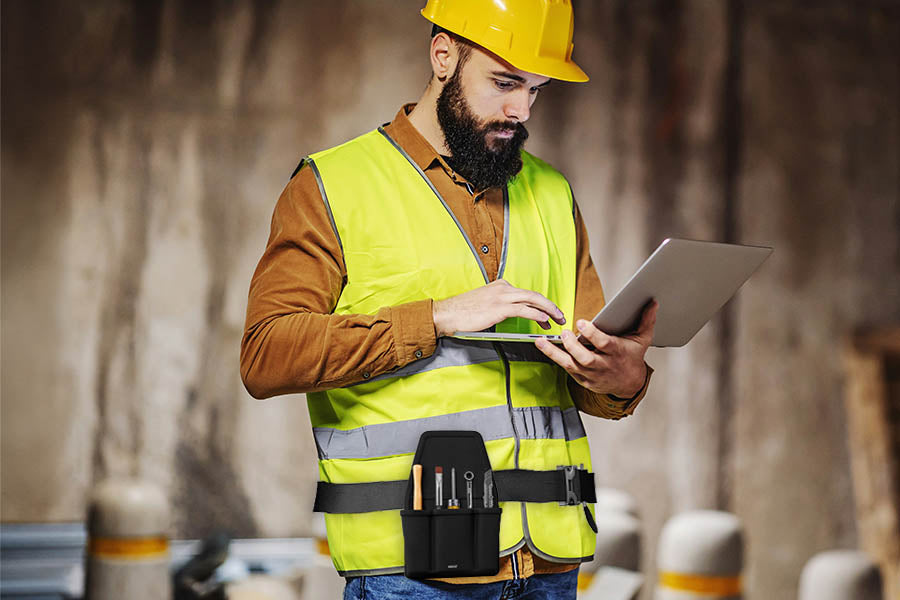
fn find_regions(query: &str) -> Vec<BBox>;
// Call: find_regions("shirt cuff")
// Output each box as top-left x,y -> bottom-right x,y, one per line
569,363 -> 653,420
390,298 -> 437,366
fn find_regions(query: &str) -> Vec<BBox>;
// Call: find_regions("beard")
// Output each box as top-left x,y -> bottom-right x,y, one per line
436,67 -> 529,191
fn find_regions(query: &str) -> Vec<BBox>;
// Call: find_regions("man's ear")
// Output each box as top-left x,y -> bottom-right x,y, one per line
430,32 -> 455,83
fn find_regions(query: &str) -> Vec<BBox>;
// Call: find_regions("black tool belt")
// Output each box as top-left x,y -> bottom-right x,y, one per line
313,430 -> 598,579
313,466 -> 597,513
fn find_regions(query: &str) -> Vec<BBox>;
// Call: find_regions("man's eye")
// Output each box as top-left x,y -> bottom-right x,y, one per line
494,80 -> 516,90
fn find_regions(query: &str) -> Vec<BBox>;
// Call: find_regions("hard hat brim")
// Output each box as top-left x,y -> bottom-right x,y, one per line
421,9 -> 589,83
513,55 -> 589,83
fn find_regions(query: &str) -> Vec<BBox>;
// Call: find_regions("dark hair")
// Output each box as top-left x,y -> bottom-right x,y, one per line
431,25 -> 474,70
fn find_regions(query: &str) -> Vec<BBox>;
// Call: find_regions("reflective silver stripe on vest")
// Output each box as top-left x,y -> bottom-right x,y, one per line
313,405 -> 585,460
349,337 -> 552,387
306,157 -> 345,260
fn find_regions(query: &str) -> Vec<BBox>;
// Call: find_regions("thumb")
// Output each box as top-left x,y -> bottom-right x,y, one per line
630,300 -> 658,346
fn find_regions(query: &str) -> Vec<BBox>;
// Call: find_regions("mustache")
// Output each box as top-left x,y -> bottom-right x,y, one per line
484,121 -> 529,139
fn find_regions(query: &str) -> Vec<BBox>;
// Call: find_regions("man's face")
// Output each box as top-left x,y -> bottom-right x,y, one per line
436,43 -> 551,191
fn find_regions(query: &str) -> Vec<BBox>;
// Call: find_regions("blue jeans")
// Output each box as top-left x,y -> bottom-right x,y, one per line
342,567 -> 579,600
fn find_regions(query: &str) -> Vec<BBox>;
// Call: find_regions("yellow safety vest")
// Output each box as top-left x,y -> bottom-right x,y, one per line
305,127 -> 595,576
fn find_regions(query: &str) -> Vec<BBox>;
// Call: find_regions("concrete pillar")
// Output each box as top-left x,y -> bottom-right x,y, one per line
655,511 -> 743,600
798,550 -> 883,600
85,478 -> 171,600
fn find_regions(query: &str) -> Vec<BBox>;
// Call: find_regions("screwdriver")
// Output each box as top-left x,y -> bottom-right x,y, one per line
448,467 -> 460,509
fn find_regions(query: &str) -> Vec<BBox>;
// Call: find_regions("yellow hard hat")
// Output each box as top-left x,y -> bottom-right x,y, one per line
421,0 -> 588,83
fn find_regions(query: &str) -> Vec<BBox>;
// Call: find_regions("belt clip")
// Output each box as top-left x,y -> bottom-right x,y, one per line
557,464 -> 584,506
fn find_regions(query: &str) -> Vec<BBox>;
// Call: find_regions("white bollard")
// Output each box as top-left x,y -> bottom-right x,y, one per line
85,478 -> 171,599
798,550 -> 883,600
579,488 -> 643,600
595,487 -> 640,518
655,511 -> 743,600
593,511 -> 642,571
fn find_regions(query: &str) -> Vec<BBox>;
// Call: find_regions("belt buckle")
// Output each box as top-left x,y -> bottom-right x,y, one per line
556,464 -> 583,506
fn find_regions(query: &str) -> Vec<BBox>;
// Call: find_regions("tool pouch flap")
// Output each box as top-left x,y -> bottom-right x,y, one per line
400,430 -> 502,579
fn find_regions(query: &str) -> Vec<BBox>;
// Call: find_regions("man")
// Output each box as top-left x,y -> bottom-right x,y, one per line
241,1 -> 656,598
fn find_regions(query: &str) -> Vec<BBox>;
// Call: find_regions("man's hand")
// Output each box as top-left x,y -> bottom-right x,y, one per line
535,300 -> 658,398
433,279 -> 567,338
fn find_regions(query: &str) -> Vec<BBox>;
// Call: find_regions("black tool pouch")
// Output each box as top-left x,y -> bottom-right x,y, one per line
400,430 -> 502,578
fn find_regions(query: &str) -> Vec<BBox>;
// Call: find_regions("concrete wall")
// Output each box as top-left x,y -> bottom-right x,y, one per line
2,1 -> 898,598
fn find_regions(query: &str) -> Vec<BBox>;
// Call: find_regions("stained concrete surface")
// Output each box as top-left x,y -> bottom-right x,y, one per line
2,1 -> 898,598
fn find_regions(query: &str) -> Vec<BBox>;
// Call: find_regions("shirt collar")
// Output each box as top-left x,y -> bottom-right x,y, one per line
383,104 -> 487,198
383,104 -> 445,172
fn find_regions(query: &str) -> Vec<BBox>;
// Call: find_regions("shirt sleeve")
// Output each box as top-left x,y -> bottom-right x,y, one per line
240,164 -> 437,399
567,201 -> 652,419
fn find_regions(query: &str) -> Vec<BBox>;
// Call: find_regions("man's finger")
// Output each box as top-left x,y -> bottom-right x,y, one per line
535,338 -> 581,375
511,305 -> 553,328
576,320 -> 615,353
560,330 -> 596,367
507,289 -> 566,325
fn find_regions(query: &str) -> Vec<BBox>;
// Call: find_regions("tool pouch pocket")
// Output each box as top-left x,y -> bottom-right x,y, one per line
400,430 -> 502,578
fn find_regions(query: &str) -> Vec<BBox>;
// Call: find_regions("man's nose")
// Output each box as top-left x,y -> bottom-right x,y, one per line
503,89 -> 532,123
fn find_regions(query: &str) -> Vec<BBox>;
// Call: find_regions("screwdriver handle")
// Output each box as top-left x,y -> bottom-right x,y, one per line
412,464 -> 423,510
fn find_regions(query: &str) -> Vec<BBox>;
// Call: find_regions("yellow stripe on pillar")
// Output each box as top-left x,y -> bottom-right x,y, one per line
88,536 -> 169,559
659,571 -> 742,595
577,572 -> 594,591
316,537 -> 331,556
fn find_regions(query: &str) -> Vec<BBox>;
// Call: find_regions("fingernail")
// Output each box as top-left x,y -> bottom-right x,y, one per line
578,320 -> 588,329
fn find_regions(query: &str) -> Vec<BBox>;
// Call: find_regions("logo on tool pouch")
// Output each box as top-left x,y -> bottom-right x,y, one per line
447,564 -> 458,569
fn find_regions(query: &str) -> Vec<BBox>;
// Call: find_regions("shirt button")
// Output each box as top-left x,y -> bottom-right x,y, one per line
414,350 -> 423,359
362,371 -> 371,379
481,245 -> 489,254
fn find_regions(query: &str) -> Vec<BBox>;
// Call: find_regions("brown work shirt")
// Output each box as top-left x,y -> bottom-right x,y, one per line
241,105 -> 651,583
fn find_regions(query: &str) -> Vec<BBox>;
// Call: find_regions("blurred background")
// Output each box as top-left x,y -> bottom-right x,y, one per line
2,1 -> 898,599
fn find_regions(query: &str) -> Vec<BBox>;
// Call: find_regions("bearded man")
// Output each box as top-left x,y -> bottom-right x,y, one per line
241,2 -> 656,599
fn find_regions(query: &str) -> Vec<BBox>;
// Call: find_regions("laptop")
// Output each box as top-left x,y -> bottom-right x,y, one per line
451,238 -> 773,348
